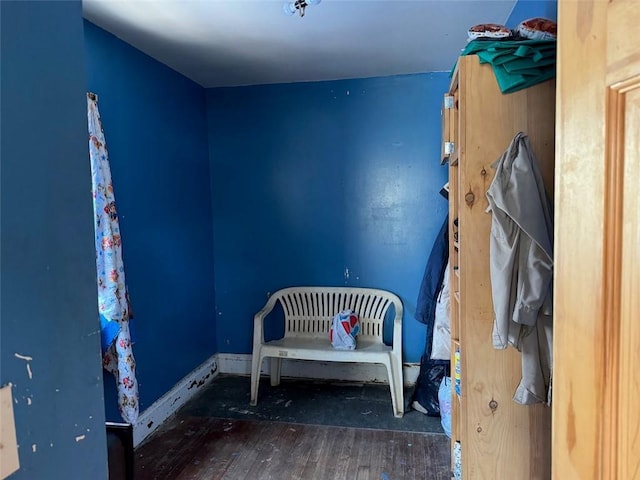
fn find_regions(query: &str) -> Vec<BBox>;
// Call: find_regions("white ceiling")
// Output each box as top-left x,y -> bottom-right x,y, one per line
82,0 -> 517,88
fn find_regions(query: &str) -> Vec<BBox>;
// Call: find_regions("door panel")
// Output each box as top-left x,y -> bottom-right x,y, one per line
555,1 -> 640,479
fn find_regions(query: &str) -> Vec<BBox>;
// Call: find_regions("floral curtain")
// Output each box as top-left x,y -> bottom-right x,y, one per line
87,92 -> 139,424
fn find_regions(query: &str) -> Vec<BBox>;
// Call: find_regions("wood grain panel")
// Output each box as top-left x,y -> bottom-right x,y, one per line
453,55 -> 553,480
554,2 -> 607,478
606,0 -> 640,85
555,2 -> 640,479
446,87 -> 462,471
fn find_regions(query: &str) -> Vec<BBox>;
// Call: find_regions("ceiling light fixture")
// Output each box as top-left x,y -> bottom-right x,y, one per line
283,0 -> 321,17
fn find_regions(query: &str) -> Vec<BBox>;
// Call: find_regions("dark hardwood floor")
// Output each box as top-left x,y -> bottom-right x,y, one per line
133,376 -> 451,480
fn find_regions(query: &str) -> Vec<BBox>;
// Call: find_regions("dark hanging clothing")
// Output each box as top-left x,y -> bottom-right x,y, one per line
415,215 -> 449,331
412,214 -> 450,416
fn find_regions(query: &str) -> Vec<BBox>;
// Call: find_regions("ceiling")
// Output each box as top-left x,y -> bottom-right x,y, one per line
82,0 -> 517,88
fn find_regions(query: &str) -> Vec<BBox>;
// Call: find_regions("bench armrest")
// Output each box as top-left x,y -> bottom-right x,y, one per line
253,293 -> 280,348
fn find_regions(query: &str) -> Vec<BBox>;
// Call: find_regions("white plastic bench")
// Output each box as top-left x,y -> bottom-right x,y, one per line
250,286 -> 404,417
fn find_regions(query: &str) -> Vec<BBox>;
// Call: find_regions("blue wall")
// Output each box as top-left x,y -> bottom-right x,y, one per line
207,74 -> 449,363
84,22 -> 216,419
506,0 -> 557,27
0,2 -> 108,478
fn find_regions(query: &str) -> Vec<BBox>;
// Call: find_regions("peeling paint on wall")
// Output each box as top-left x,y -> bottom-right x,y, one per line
14,353 -> 33,379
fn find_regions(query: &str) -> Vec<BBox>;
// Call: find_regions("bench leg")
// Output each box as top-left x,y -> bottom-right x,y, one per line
270,357 -> 282,386
392,354 -> 405,417
384,355 -> 405,418
250,349 -> 263,406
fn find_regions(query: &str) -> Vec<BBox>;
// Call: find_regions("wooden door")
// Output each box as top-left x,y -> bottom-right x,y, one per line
554,1 -> 640,479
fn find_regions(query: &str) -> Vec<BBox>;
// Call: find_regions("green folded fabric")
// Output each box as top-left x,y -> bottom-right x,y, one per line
452,39 -> 557,94
502,57 -> 556,73
492,66 -> 556,94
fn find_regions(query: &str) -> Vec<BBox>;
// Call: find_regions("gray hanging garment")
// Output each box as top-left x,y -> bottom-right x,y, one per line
486,132 -> 553,405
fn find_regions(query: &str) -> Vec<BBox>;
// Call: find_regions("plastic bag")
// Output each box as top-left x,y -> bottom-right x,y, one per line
431,263 -> 451,360
411,358 -> 447,416
453,441 -> 462,479
467,23 -> 512,41
329,309 -> 360,350
438,377 -> 452,438
517,18 -> 557,41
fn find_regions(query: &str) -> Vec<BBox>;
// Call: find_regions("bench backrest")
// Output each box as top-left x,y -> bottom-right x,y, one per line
272,286 -> 401,342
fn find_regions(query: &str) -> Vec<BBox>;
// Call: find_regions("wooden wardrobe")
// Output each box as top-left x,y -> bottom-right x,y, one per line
442,55 -> 556,479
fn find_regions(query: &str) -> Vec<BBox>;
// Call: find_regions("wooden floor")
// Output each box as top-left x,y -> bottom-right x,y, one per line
135,416 -> 451,480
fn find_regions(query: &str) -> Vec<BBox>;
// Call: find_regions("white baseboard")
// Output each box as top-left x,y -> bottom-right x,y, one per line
216,353 -> 419,386
133,355 -> 219,447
